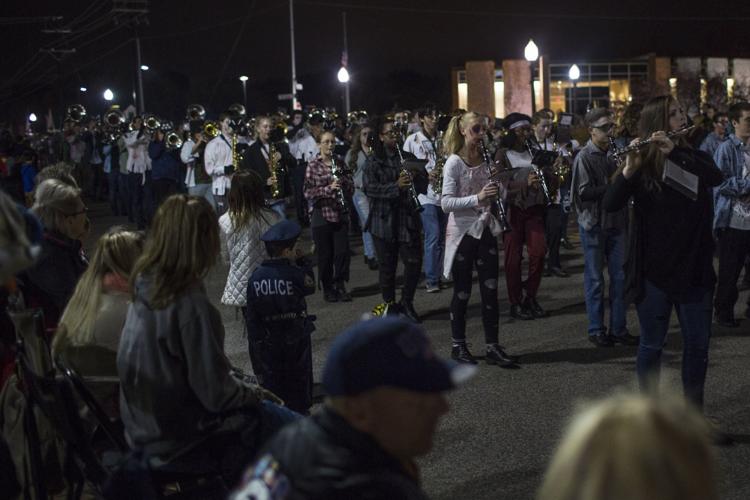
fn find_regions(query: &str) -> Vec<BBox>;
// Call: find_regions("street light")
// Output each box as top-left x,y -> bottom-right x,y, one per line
524,39 -> 539,113
28,113 -> 38,122
568,64 -> 580,114
79,86 -> 87,92
239,75 -> 249,109
103,89 -> 114,101
337,66 -> 350,83
140,64 -> 149,71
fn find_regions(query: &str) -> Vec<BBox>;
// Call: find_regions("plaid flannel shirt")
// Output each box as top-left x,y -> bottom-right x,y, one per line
363,150 -> 422,243
303,156 -> 353,223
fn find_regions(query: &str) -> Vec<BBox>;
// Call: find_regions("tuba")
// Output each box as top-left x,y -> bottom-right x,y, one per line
186,104 -> 206,121
66,104 -> 86,123
166,130 -> 183,149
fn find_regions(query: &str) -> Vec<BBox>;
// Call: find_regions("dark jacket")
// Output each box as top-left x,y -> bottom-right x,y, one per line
148,140 -> 182,182
603,147 -> 722,302
240,141 -> 296,199
18,230 -> 87,330
237,407 -> 429,500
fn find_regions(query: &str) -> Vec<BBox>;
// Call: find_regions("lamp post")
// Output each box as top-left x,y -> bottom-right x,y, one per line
338,11 -> 350,115
524,39 -> 539,114
239,75 -> 249,109
568,64 -> 580,114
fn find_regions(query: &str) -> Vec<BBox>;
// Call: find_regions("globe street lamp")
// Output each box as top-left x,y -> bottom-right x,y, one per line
524,39 -> 539,113
103,89 -> 114,102
29,113 -> 38,122
239,75 -> 249,109
569,64 -> 580,114
140,64 -> 149,71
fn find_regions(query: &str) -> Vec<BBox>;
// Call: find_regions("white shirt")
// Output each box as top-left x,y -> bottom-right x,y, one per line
181,139 -> 198,187
403,130 -> 440,205
123,130 -> 151,174
289,128 -> 318,162
505,149 -> 534,169
204,134 -> 233,195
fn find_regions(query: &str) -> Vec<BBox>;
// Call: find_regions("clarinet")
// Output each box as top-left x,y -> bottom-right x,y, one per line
478,140 -> 510,233
525,139 -> 552,206
330,155 -> 349,215
393,128 -> 423,214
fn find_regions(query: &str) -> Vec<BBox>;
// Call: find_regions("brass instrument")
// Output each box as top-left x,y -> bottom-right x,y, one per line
331,155 -> 349,214
166,130 -> 183,150
610,124 -> 695,165
203,120 -> 219,139
66,104 -> 86,122
231,132 -> 239,170
479,139 -> 510,233
229,103 -> 247,118
431,130 -> 446,195
268,141 -> 282,199
101,109 -> 126,144
187,104 -> 206,121
144,114 -> 160,132
525,139 -> 552,205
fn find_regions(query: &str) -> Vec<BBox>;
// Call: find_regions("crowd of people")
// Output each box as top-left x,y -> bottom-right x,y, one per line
0,92 -> 746,498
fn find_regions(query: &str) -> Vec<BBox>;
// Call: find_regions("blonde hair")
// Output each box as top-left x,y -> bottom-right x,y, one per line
31,179 -> 82,233
54,228 -> 144,355
442,111 -> 479,156
538,394 -> 718,500
130,194 -> 220,309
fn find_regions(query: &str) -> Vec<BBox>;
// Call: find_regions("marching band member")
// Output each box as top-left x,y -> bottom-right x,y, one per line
204,112 -> 235,216
495,113 -> 555,321
603,95 -> 723,409
123,116 -> 152,229
440,111 -> 517,367
403,103 -> 446,293
180,121 -> 215,210
303,130 -> 354,302
363,116 -> 424,323
345,124 -> 379,270
241,116 -> 296,219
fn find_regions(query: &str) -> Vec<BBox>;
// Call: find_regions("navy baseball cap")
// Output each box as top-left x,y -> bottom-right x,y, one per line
261,220 -> 302,243
323,317 -> 476,396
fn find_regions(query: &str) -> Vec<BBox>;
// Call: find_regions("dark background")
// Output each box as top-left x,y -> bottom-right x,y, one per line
2,0 -> 750,123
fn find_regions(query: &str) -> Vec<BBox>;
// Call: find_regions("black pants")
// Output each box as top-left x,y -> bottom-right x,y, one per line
372,235 -> 422,304
450,228 -> 499,344
128,171 -> 153,230
249,336 -> 313,414
312,220 -> 350,291
715,227 -> 750,318
293,163 -> 308,224
152,178 -> 178,211
545,203 -> 564,269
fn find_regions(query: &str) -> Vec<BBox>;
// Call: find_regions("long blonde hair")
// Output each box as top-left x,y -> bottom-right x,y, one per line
538,394 -> 717,500
130,194 -> 220,309
53,227 -> 144,354
442,111 -> 479,156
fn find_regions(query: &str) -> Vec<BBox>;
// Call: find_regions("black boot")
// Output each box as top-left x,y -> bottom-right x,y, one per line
525,297 -> 548,318
451,343 -> 477,364
323,287 -> 339,303
485,344 -> 519,368
399,300 -> 421,323
336,282 -> 352,302
367,257 -> 379,271
510,303 -> 534,320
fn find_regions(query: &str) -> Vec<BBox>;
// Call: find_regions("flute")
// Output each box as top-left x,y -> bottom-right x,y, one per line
611,124 -> 695,164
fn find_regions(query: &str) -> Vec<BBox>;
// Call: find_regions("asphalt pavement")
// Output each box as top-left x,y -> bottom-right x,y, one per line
88,201 -> 750,500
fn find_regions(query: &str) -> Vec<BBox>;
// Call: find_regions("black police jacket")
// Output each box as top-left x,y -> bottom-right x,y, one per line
246,257 -> 316,344
233,407 -> 429,500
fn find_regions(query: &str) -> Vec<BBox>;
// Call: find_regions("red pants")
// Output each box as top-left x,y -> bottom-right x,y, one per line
503,205 -> 547,305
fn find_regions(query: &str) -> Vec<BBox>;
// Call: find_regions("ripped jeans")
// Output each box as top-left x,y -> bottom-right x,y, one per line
450,228 -> 499,344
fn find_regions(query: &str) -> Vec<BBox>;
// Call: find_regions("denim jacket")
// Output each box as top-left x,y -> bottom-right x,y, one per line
713,134 -> 750,231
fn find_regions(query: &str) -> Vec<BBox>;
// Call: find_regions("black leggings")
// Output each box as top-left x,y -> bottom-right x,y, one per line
311,220 -> 350,290
450,228 -> 499,344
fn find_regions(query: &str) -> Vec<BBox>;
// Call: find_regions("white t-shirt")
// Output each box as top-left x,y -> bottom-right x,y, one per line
403,131 -> 439,205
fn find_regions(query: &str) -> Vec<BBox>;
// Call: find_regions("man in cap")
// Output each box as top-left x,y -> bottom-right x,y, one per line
231,316 -> 474,499
246,219 -> 316,414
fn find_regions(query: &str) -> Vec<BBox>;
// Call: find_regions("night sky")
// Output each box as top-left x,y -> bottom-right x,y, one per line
3,0 -> 750,121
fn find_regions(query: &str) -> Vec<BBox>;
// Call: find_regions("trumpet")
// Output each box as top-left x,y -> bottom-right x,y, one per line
331,156 -> 349,214
525,139 -> 552,206
610,124 -> 694,165
479,139 -> 510,233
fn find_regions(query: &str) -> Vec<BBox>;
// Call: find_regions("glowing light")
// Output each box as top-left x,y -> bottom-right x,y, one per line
524,40 -> 539,62
569,64 -> 581,81
29,113 -> 38,122
103,89 -> 114,101
337,66 -> 350,83
239,75 -> 249,82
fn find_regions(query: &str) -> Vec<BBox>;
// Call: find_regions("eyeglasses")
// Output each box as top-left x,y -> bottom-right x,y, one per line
593,123 -> 615,132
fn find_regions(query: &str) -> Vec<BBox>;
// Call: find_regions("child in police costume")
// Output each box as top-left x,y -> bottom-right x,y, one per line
246,220 -> 316,414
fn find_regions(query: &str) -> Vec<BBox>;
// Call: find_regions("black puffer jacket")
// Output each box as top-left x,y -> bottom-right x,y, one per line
233,407 -> 429,500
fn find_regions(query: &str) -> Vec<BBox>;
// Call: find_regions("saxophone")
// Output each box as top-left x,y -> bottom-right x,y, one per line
268,141 -> 281,198
431,131 -> 446,195
231,132 -> 239,171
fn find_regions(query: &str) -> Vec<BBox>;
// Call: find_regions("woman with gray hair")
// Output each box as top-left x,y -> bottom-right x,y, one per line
19,178 -> 89,330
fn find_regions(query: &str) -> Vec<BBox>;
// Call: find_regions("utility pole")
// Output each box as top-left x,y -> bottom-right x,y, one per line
113,1 -> 149,113
289,0 -> 299,110
341,12 -> 350,114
